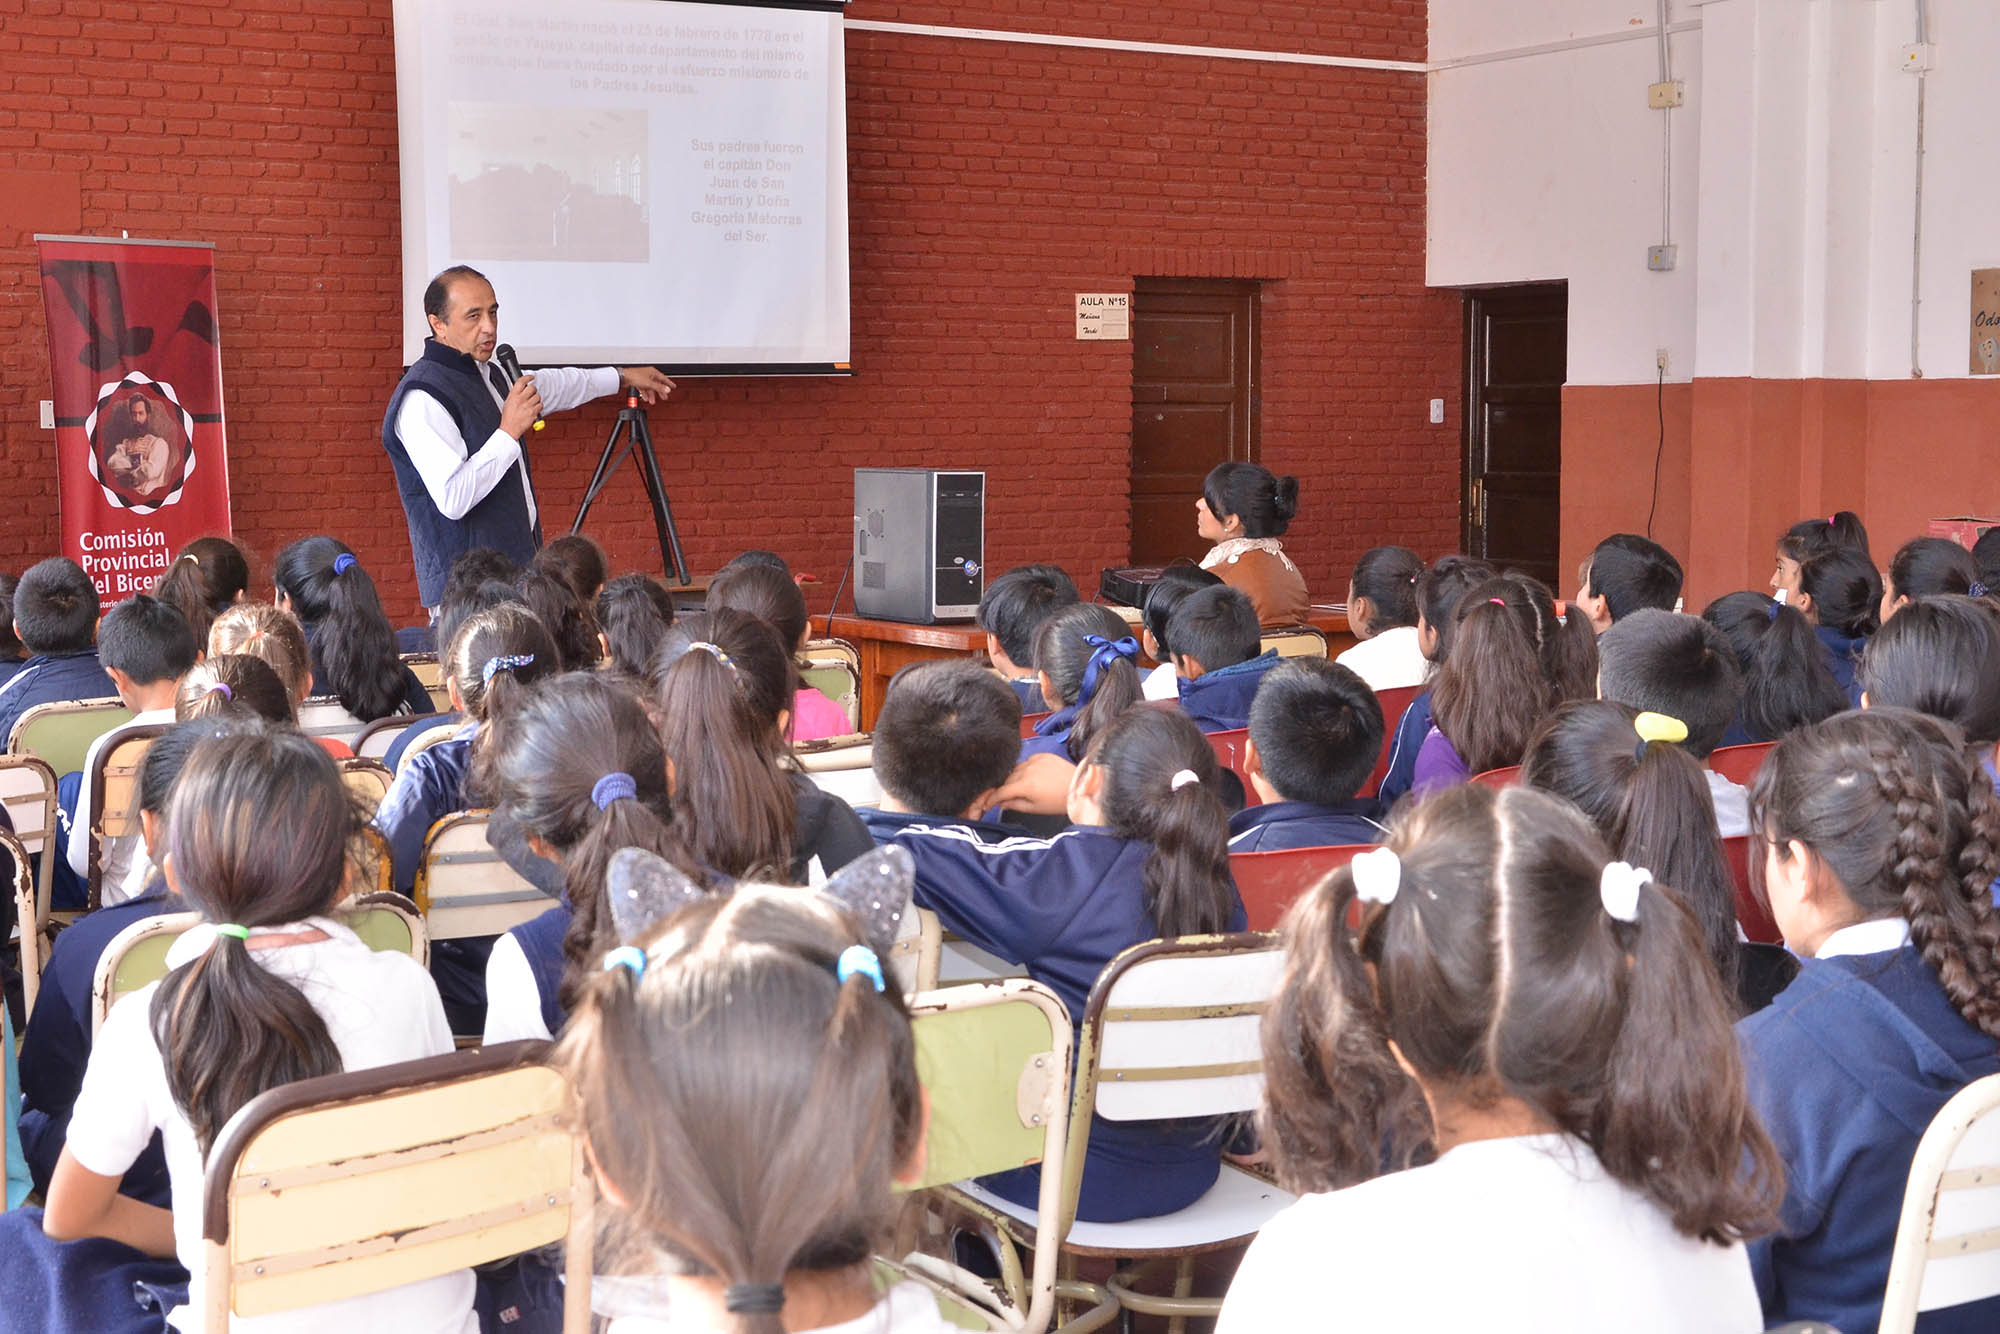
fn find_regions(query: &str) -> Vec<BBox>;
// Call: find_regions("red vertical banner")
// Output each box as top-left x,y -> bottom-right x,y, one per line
35,236 -> 233,609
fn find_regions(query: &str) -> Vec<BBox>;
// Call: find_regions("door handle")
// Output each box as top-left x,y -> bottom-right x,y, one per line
1468,477 -> 1485,528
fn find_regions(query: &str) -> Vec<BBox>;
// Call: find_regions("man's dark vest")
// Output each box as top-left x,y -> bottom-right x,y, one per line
381,339 -> 540,607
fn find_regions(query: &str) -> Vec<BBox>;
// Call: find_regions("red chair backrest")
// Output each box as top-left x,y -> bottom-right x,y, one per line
1722,835 -> 1781,944
1205,727 -> 1260,808
1020,710 -> 1050,739
1231,844 -> 1372,931
1709,743 -> 1775,787
1362,684 -> 1423,799
1470,765 -> 1521,789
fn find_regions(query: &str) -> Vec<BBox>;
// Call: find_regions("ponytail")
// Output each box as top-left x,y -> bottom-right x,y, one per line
556,786 -> 689,1014
147,726 -> 354,1152
275,537 -> 406,721
1701,593 -> 1845,742
515,566 -> 601,671
1034,602 -> 1142,760
1065,635 -> 1141,763
1430,583 -> 1551,773
1797,546 -> 1882,638
1089,707 -> 1236,938
153,537 -> 251,649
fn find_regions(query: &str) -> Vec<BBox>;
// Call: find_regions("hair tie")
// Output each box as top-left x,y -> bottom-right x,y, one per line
601,945 -> 647,979
1488,597 -> 1506,606
1973,581 -> 1991,599
1169,768 -> 1200,791
1350,846 -> 1401,906
182,553 -> 200,567
332,553 -> 357,576
1077,634 -> 1139,707
1600,862 -> 1649,924
482,652 -> 535,686
214,924 -> 250,941
1631,711 -> 1687,763
1766,601 -> 1782,623
836,943 -> 886,993
206,681 -> 233,701
1826,515 -> 1837,526
686,641 -> 737,672
723,1284 -> 788,1315
592,772 -> 638,810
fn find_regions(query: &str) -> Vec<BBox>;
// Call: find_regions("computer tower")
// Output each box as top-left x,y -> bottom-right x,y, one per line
853,468 -> 985,623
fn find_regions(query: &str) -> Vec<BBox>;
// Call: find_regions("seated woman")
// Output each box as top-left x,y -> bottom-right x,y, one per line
1197,461 -> 1309,626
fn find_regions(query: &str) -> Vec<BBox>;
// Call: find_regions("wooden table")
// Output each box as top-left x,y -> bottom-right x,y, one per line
826,605 -> 1356,730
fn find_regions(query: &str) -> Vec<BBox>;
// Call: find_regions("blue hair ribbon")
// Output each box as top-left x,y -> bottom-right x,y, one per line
1077,635 -> 1140,708
332,553 -> 357,576
482,652 -> 535,686
836,944 -> 885,993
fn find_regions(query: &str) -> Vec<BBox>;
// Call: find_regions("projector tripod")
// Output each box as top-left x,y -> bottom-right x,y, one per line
571,389 -> 690,585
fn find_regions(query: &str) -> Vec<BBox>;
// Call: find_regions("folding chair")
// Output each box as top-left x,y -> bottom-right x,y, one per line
397,722 -> 462,775
92,899 -> 432,1036
414,810 -> 555,942
354,826 -> 395,897
1229,844 -> 1371,931
1204,729 -> 1258,807
1258,626 -> 1328,660
948,934 -> 1294,1331
1363,684 -> 1423,799
402,652 -> 443,689
4,828 -> 41,1018
200,1041 -> 592,1333
86,723 -> 169,912
1722,836 -> 1781,944
295,698 -> 368,748
792,733 -> 882,809
1471,764 -> 1521,788
353,715 -> 421,763
7,697 -> 132,777
0,752 -> 59,934
886,904 -> 944,994
801,642 -> 863,732
899,979 -> 1118,1334
338,756 -> 395,811
1880,1072 -> 2000,1333
1710,742 -> 1775,787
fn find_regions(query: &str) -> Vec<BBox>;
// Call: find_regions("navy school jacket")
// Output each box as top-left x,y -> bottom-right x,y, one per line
1017,702 -> 1080,761
1008,676 -> 1050,714
856,806 -> 1019,847
507,902 -> 573,1039
1815,625 -> 1868,708
1175,650 -> 1280,734
1740,948 -> 2000,1334
1374,689 -> 1434,807
890,821 -> 1248,1222
0,650 -> 118,750
1227,799 -> 1383,853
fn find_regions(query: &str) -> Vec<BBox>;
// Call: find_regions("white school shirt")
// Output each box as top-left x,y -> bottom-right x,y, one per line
482,931 -> 554,1046
66,707 -> 176,898
1333,624 -> 1430,692
393,363 -> 619,526
66,916 -> 476,1334
1140,660 -> 1180,702
604,1279 -> 955,1333
1217,1133 -> 1761,1334
1706,768 -> 1751,839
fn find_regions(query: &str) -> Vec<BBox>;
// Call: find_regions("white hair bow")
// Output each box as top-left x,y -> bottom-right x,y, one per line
1350,847 -> 1402,906
1600,862 -> 1651,924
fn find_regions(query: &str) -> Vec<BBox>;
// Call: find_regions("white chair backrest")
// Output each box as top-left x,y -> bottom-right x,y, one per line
354,717 -> 418,762
1090,938 -> 1283,1122
295,698 -> 368,746
417,812 -> 555,940
0,754 -> 59,896
792,736 -> 881,808
1882,1072 -> 2000,1329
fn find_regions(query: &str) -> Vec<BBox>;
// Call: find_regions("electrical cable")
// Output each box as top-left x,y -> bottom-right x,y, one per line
1646,362 -> 1666,540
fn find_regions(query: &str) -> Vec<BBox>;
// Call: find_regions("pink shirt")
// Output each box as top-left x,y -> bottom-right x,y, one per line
791,686 -> 853,741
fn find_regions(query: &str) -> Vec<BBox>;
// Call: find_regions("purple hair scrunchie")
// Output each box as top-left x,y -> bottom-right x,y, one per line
332,553 -> 357,576
592,771 -> 638,811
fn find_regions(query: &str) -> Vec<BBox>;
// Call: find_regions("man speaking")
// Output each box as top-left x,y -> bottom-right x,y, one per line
382,264 -> 676,611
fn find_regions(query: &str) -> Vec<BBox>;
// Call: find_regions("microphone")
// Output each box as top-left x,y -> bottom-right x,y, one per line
493,344 -> 545,432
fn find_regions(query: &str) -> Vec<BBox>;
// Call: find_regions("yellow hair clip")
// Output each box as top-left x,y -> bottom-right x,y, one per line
1633,711 -> 1688,746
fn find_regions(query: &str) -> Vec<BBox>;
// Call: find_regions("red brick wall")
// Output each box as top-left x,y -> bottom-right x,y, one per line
0,0 -> 1459,621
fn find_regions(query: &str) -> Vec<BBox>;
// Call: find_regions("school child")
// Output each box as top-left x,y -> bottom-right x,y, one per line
1170,584 -> 1281,733
1219,784 -> 1779,1332
1793,546 -> 1881,705
1018,602 -> 1142,761
1521,701 -> 1796,1013
1229,660 -> 1385,851
1740,709 -> 2000,1332
1137,565 -> 1223,700
63,594 -> 198,908
273,537 -> 434,722
976,564 -> 1080,713
554,860 -> 953,1333
652,610 -> 873,884
483,672 -> 706,1045
1197,461 -> 1309,625
22,724 -> 475,1334
175,656 -> 295,727
892,705 -> 1246,1221
1880,535 -> 1982,622
533,532 -> 608,606
1332,546 -> 1427,690
0,571 -> 25,689
1573,533 -> 1684,633
858,661 -> 1023,845
1771,510 -> 1870,604
151,536 -> 251,649
379,554 -> 521,770
705,559 -> 851,741
1413,572 -> 1595,792
0,557 -> 118,747
17,721 -> 227,1205
1858,596 -> 2000,785
1376,555 -> 1495,805
1597,608 -> 1751,836
1702,592 -> 1849,746
595,571 -> 676,679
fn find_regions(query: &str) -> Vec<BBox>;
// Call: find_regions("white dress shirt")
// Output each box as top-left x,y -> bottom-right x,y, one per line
393,362 -> 618,525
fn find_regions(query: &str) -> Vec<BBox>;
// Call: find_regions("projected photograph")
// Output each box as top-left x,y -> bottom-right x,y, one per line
448,104 -> 649,262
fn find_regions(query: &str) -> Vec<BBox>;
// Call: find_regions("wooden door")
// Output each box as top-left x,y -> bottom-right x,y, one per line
1464,285 -> 1566,588
1130,280 -> 1259,565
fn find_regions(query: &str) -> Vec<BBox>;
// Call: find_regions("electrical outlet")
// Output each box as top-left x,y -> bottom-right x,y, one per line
1900,43 -> 1936,73
1647,244 -> 1678,272
1648,80 -> 1685,109
1428,398 -> 1445,425
1656,348 -> 1670,375
39,400 -> 54,430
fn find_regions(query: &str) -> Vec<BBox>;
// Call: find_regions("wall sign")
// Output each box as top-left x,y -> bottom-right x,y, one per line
1973,268 -> 2000,375
1076,293 -> 1130,340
